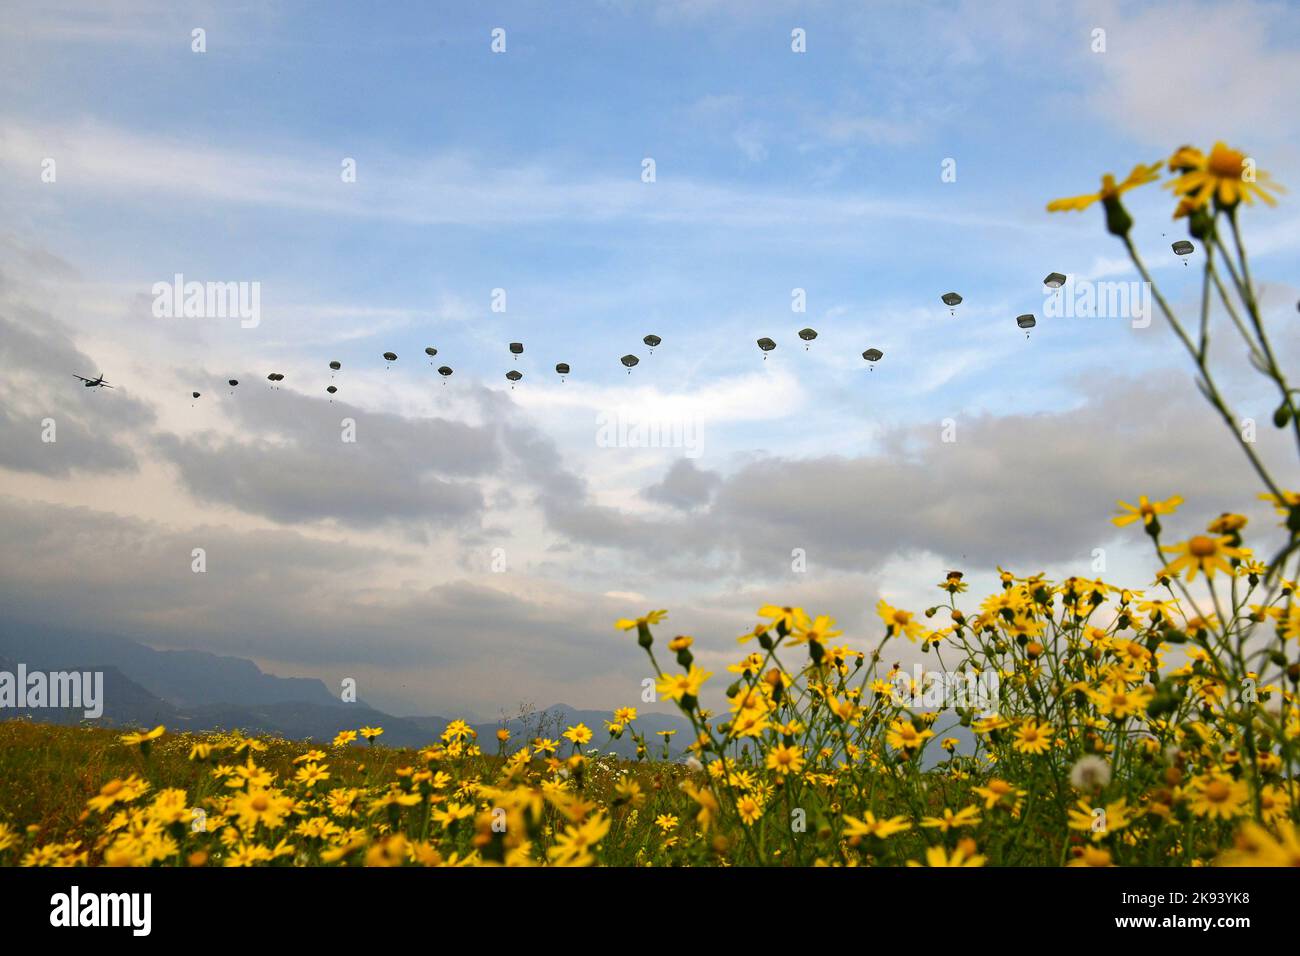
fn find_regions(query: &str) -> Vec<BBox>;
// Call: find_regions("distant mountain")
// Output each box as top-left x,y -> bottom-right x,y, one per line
0,654 -> 180,728
0,622 -> 343,709
1,624 -> 970,765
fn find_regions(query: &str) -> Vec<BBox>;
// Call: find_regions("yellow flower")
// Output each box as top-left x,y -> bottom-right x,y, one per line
148,788 -> 191,827
1047,162 -> 1162,213
229,788 -> 294,831
790,614 -> 842,647
757,605 -> 810,634
1259,490 -> 1300,519
907,844 -> 986,867
332,730 -> 357,747
1165,141 -> 1284,210
1112,494 -> 1182,528
920,805 -> 981,832
876,599 -> 925,641
294,763 -> 331,788
615,610 -> 668,630
886,720 -> 933,751
1087,681 -> 1154,719
1068,798 -> 1136,839
1012,720 -> 1054,755
1187,772 -> 1248,820
656,664 -> 712,703
547,813 -> 610,866
86,775 -> 151,813
1207,512 -> 1247,534
562,724 -> 593,746
1160,535 -> 1249,582
842,811 -> 911,840
119,725 -> 165,747
358,726 -> 384,742
1217,820 -> 1300,867
971,778 -> 1025,811
735,794 -> 764,826
765,744 -> 805,778
1068,846 -> 1115,867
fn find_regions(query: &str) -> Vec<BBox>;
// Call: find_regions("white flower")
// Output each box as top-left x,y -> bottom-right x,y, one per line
684,756 -> 704,772
1069,755 -> 1112,791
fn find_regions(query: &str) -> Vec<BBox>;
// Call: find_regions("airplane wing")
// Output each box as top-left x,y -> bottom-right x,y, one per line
100,383 -> 114,388
73,374 -> 92,383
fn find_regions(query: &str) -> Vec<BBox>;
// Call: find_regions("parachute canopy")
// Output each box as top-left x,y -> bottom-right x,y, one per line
555,363 -> 570,375
267,372 -> 284,381
506,370 -> 523,382
862,348 -> 883,362
643,334 -> 661,348
756,337 -> 776,352
326,385 -> 337,394
509,342 -> 524,355
424,346 -> 437,357
620,354 -> 639,368
1172,240 -> 1194,256
382,351 -> 398,361
437,366 -> 453,377
797,328 -> 818,342
1016,314 -> 1037,329
941,292 -> 963,307
329,360 -> 341,371
227,379 -> 239,387
192,392 -> 201,399
1044,272 -> 1067,289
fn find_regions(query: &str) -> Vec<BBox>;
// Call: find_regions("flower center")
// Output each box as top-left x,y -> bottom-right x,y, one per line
1188,536 -> 1218,558
1208,148 -> 1245,178
1205,780 -> 1230,802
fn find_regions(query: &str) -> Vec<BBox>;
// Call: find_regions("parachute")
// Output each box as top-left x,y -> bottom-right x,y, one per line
437,366 -> 453,385
555,362 -> 570,381
1044,272 -> 1067,289
798,328 -> 818,350
267,373 -> 284,389
382,352 -> 398,366
862,348 -> 883,365
1172,240 -> 1194,265
329,360 -> 341,371
506,369 -> 523,389
509,342 -> 524,358
757,337 -> 776,359
643,334 -> 661,353
227,379 -> 239,390
425,346 -> 437,356
941,292 -> 963,316
326,385 -> 337,394
620,354 -> 639,373
191,391 -> 201,399
1017,314 -> 1037,338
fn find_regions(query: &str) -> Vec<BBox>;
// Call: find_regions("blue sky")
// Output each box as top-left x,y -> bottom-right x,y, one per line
2,0 -> 1299,717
